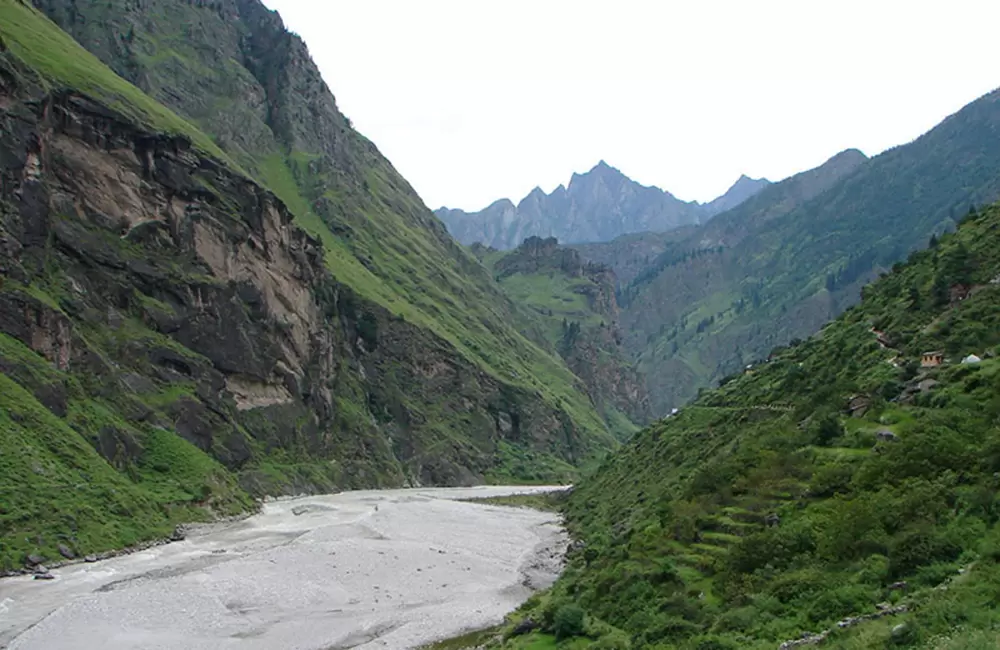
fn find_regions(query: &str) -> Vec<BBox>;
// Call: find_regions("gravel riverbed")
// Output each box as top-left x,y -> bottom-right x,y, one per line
0,486 -> 568,650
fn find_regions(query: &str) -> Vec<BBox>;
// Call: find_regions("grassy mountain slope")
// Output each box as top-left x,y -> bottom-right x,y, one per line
607,90 -> 1000,416
609,149 -> 867,414
478,237 -> 650,439
512,202 -> 1000,648
572,227 -> 697,288
0,0 -> 611,567
28,0 -> 608,442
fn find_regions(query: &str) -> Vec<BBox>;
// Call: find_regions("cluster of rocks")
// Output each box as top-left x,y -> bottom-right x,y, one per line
518,533 -> 569,591
2,526 -> 189,580
777,603 -> 910,649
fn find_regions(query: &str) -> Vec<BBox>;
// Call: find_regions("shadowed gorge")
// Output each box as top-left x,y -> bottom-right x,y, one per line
0,0 -> 614,570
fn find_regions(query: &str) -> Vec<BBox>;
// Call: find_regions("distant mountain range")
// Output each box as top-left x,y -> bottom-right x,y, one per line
435,162 -> 770,249
579,87 -> 1000,415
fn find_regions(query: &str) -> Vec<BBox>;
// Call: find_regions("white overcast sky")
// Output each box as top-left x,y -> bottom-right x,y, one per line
262,0 -> 1000,212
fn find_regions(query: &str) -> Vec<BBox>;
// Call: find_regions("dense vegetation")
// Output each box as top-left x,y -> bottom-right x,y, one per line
499,202 -> 1000,648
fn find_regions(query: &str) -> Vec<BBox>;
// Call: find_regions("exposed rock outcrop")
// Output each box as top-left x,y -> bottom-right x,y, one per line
493,238 -> 650,429
0,72 -> 594,494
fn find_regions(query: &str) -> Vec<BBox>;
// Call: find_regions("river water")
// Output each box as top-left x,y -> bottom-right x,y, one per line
0,486 -> 567,650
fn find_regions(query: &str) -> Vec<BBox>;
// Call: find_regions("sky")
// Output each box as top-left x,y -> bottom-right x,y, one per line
261,0 -> 1000,212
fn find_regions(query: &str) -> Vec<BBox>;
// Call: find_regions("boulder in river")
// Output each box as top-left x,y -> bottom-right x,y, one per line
34,572 -> 55,581
291,503 -> 338,516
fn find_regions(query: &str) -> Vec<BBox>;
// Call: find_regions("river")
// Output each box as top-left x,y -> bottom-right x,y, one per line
0,486 -> 567,650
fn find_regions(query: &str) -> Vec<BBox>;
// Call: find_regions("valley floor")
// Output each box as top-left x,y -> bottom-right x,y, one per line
0,487 -> 568,650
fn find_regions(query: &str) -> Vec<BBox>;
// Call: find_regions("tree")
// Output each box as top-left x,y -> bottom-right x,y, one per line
812,414 -> 843,447
932,273 -> 949,307
907,284 -> 921,311
358,312 -> 379,349
552,604 -> 586,640
942,242 -> 972,286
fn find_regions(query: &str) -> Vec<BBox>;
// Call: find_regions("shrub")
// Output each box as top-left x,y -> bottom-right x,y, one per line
912,562 -> 959,588
552,603 -> 587,640
690,636 -> 739,650
711,606 -> 758,632
886,620 -> 922,647
852,553 -> 890,585
591,629 -> 632,650
811,414 -> 843,446
806,584 -> 875,624
979,526 -> 1000,562
810,462 -> 854,497
357,312 -> 378,349
889,527 -> 962,578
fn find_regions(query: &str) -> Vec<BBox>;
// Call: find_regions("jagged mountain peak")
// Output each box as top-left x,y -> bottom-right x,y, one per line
702,174 -> 773,215
486,197 -> 517,211
733,173 -> 768,188
436,162 -> 769,250
570,160 -> 631,188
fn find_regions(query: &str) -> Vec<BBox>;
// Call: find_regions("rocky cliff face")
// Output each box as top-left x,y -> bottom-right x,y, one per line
0,77 -> 597,493
0,0 -> 615,538
495,236 -> 586,278
436,161 -> 769,250
492,237 -> 650,431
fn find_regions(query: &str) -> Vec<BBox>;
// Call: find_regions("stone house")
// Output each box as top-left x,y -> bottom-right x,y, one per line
921,351 -> 944,368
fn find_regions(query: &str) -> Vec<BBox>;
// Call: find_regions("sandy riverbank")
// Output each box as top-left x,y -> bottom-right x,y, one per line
0,486 -> 568,650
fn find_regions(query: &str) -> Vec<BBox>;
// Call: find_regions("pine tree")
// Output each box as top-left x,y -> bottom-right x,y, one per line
932,273 -> 950,307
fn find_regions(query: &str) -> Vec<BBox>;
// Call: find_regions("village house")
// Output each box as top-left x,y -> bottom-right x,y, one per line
921,351 -> 945,368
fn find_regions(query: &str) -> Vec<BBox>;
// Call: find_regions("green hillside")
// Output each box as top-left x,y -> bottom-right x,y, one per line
504,202 -> 1000,648
26,0 -> 608,442
0,342 -> 252,568
480,237 -> 649,439
608,90 -> 1000,415
0,0 -> 611,568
